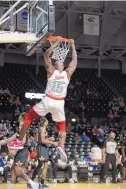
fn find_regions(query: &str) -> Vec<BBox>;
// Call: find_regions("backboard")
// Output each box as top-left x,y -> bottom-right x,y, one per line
26,0 -> 55,56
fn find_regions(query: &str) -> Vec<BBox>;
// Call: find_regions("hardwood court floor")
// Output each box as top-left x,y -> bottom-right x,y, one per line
1,183 -> 126,189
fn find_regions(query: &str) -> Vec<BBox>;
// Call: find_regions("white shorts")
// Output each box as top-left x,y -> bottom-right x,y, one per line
33,96 -> 65,122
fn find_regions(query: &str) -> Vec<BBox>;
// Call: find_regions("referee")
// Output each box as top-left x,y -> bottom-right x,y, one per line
101,132 -> 118,183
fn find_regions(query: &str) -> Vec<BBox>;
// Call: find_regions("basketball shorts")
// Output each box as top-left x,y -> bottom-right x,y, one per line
36,144 -> 49,162
14,147 -> 28,166
33,96 -> 65,122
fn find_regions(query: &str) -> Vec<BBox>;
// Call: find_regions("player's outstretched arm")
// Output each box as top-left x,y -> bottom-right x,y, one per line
40,118 -> 58,147
0,133 -> 17,146
66,39 -> 77,79
44,37 -> 62,77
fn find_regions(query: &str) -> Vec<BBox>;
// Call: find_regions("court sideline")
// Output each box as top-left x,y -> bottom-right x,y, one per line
1,183 -> 126,189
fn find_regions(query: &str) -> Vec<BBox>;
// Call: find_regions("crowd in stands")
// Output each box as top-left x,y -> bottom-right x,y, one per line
0,117 -> 126,183
1,64 -> 126,183
108,97 -> 126,121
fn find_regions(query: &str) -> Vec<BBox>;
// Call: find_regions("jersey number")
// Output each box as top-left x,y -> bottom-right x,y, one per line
51,81 -> 64,93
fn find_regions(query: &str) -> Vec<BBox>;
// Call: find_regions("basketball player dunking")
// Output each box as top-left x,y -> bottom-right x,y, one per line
8,37 -> 77,162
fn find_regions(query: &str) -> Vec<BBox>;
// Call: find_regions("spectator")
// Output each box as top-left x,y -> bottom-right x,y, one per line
0,153 -> 7,178
75,133 -> 81,142
108,110 -> 115,121
122,139 -> 126,182
8,96 -> 15,105
14,96 -> 21,105
89,146 -> 102,162
0,122 -> 7,138
80,132 -> 89,143
3,155 -> 14,183
4,88 -> 11,96
0,88 -> 4,95
52,154 -> 74,183
119,99 -> 125,108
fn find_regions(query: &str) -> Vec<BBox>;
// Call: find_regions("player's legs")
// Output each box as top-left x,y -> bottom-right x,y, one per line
41,162 -> 48,186
19,108 -> 39,141
12,148 -> 30,182
35,118 -> 49,187
32,160 -> 48,187
7,108 -> 39,149
57,121 -> 66,148
51,100 -> 67,162
10,164 -> 17,184
11,165 -> 41,189
11,164 -> 29,182
10,148 -> 41,189
56,121 -> 67,162
32,144 -> 49,187
8,99 -> 50,149
32,160 -> 42,181
19,98 -> 50,141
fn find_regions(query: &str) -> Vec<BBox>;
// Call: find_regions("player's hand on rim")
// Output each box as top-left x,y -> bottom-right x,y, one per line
56,36 -> 62,43
70,39 -> 75,45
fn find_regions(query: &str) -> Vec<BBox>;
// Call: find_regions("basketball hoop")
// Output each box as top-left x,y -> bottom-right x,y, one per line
47,36 -> 71,62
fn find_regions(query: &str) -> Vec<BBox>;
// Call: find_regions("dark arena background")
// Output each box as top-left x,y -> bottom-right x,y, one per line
0,1 -> 126,189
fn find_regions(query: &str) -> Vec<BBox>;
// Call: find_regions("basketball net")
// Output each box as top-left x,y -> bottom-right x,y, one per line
49,39 -> 71,62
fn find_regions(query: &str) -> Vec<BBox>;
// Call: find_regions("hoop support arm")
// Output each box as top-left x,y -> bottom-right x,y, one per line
0,0 -> 22,23
0,3 -> 29,26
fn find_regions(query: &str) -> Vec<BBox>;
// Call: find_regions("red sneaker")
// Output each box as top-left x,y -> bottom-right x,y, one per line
7,140 -> 24,150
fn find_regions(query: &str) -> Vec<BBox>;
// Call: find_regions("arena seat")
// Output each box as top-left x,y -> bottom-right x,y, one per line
0,64 -> 122,118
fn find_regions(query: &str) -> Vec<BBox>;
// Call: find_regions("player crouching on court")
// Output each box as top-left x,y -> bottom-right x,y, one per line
8,113 -> 43,189
32,117 -> 58,187
7,37 -> 77,163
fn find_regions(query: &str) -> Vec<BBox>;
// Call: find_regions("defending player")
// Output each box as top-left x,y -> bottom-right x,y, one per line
32,117 -> 58,187
8,37 -> 77,162
0,133 -> 17,146
8,113 -> 42,189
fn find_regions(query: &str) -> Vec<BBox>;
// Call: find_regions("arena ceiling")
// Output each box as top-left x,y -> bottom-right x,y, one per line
1,1 -> 126,60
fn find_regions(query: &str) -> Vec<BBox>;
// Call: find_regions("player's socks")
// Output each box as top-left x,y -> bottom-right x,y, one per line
27,179 -> 38,189
40,179 -> 49,188
59,144 -> 65,151
28,179 -> 36,187
41,179 -> 44,185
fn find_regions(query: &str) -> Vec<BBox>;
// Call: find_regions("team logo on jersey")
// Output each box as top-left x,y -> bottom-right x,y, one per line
55,75 -> 64,80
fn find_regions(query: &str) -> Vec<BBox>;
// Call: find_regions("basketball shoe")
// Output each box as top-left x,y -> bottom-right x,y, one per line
57,145 -> 67,162
7,140 -> 24,150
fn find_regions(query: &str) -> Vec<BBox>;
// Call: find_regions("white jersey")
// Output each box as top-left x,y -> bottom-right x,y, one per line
46,70 -> 69,98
